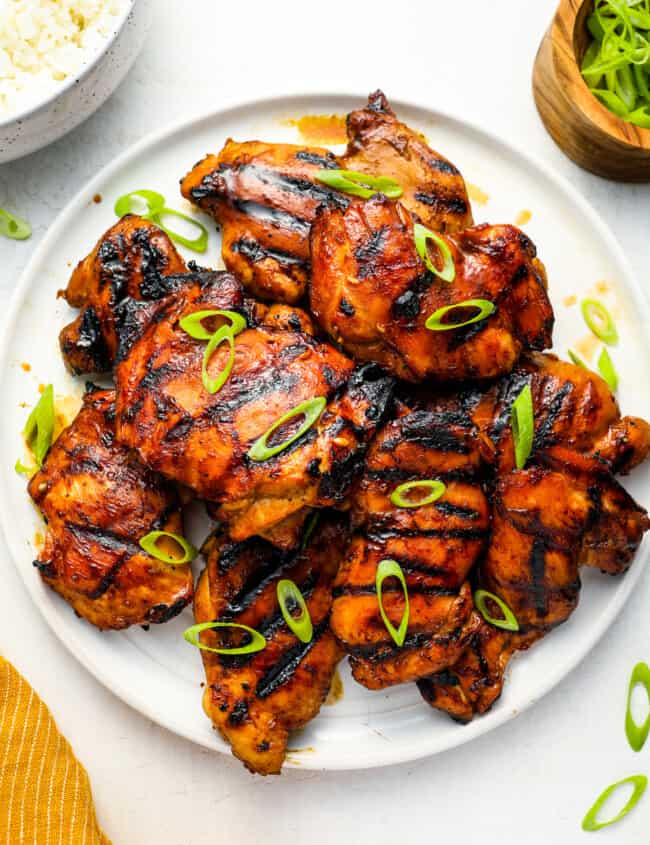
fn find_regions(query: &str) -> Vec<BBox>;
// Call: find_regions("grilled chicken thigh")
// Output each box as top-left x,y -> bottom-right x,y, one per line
180,141 -> 348,303
419,356 -> 650,721
330,406 -> 489,689
27,387 -> 193,630
194,514 -> 347,775
310,195 -> 553,382
59,215 -> 187,374
343,90 -> 473,233
114,270 -> 394,547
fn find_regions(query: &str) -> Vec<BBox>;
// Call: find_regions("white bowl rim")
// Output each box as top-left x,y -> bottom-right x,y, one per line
0,0 -> 135,131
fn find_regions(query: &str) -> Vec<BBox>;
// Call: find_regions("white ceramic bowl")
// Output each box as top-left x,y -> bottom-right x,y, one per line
0,0 -> 152,164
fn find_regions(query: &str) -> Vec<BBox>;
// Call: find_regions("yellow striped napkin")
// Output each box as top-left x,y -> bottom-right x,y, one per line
0,657 -> 111,845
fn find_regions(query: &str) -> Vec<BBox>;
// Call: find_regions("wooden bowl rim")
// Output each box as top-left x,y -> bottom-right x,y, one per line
551,0 -> 650,149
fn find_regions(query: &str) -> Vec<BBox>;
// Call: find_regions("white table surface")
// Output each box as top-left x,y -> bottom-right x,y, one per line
1,1 -> 650,842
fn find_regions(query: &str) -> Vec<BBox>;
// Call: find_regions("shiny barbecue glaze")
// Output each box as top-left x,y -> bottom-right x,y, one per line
59,215 -> 187,374
310,195 -> 553,382
343,90 -> 474,233
330,406 -> 489,689
180,141 -> 347,304
194,514 -> 347,775
114,271 -> 394,547
419,355 -> 650,721
28,387 -> 192,630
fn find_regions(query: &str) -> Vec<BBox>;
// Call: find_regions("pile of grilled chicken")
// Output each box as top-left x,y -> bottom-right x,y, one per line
30,91 -> 650,774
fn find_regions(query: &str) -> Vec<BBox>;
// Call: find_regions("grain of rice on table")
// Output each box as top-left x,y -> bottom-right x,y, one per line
0,0 -> 130,117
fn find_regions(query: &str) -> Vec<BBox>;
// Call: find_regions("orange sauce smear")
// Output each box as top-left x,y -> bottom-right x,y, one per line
467,183 -> 489,206
325,668 -> 344,706
574,334 -> 599,361
285,114 -> 347,145
563,295 -> 577,307
515,209 -> 532,226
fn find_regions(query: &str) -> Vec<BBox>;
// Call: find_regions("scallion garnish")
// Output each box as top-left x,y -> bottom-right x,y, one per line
300,511 -> 320,551
511,384 -> 534,470
376,559 -> 410,647
425,299 -> 495,332
248,397 -> 326,462
0,207 -> 31,241
139,530 -> 197,565
179,309 -> 247,341
413,223 -> 456,283
201,327 -> 236,395
183,621 -> 266,656
389,479 -> 446,509
474,589 -> 519,632
597,347 -> 619,391
567,348 -> 589,369
277,579 -> 313,643
114,189 -> 209,253
582,775 -> 647,832
581,0 -> 650,129
315,169 -> 403,199
581,297 -> 618,345
625,662 -> 650,752
22,384 -> 55,468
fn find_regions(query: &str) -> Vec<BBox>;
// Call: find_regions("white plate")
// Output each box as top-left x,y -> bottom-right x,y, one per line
1,93 -> 649,771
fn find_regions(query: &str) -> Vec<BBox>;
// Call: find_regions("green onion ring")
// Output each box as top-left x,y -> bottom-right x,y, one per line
151,208 -> 209,253
248,397 -> 326,462
567,348 -> 589,369
315,169 -> 402,199
277,579 -> 313,643
597,347 -> 619,391
582,775 -> 647,831
14,459 -> 36,479
413,223 -> 456,283
183,621 -> 266,656
376,559 -> 410,647
0,207 -> 31,241
390,480 -> 446,509
511,383 -> 534,470
23,384 -> 55,468
425,299 -> 495,332
581,298 -> 618,345
202,325 -> 236,395
626,662 -> 650,752
114,189 -> 165,219
139,530 -> 197,564
474,589 -> 519,632
180,309 -> 247,341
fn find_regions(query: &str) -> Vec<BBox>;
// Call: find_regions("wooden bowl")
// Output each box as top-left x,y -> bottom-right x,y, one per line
533,0 -> 650,181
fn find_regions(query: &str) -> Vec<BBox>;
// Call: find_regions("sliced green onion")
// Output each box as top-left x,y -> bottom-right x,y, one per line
139,530 -> 197,564
389,479 -> 446,509
0,208 -> 31,241
180,309 -> 247,341
183,621 -> 266,656
202,325 -> 236,395
598,347 -> 619,391
114,189 -> 165,218
413,223 -> 456,282
277,579 -> 313,643
568,348 -> 589,368
425,299 -> 495,332
581,298 -> 618,345
315,169 -> 402,199
300,511 -> 320,551
248,397 -> 326,462
626,662 -> 650,752
376,559 -> 410,647
23,384 -> 54,468
474,589 -> 519,632
592,88 -> 630,117
582,775 -> 647,831
152,208 -> 209,253
14,459 -> 36,479
511,384 -> 534,470
627,104 -> 650,127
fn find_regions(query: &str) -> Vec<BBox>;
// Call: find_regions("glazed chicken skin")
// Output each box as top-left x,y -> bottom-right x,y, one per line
310,195 -> 553,383
59,215 -> 187,374
27,387 -> 193,631
114,270 -> 394,547
180,140 -> 348,304
194,514 -> 347,775
330,406 -> 490,689
343,90 -> 474,233
419,356 -> 650,721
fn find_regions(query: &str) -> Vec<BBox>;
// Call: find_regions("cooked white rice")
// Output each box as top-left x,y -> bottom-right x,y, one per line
0,0 -> 130,117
